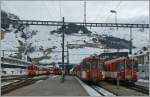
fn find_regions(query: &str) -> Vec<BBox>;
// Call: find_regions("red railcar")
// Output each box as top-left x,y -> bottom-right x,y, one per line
73,65 -> 81,77
48,67 -> 54,74
74,56 -> 105,82
27,65 -> 38,76
42,68 -> 49,75
104,57 -> 139,82
52,67 -> 62,75
27,65 -> 50,76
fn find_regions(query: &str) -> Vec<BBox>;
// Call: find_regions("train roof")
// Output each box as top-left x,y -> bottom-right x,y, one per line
104,57 -> 137,64
79,52 -> 129,64
99,52 -> 128,58
82,56 -> 104,60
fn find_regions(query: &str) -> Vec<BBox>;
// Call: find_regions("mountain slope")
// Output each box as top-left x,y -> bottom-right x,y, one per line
1,11 -> 149,64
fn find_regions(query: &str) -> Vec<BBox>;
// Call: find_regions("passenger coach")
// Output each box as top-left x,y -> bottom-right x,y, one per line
74,56 -> 105,82
104,57 -> 139,82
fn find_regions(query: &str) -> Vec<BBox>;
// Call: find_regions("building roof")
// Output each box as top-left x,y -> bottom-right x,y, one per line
133,48 -> 149,57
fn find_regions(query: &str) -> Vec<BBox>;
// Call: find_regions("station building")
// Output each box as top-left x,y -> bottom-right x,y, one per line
133,47 -> 149,79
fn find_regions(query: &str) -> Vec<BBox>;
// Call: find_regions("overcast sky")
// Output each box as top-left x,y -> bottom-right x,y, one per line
1,1 -> 149,23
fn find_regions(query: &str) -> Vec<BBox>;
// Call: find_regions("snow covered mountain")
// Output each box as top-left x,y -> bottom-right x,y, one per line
1,11 -> 149,64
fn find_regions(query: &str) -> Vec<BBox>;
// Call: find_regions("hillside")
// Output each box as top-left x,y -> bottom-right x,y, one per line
1,11 -> 149,64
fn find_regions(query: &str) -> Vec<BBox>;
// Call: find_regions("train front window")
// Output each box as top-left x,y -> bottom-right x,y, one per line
99,64 -> 104,70
116,64 -> 124,70
91,62 -> 96,69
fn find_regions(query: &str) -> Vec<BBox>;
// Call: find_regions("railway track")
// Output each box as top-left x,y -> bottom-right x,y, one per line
1,75 -> 49,95
1,75 -> 28,82
125,83 -> 149,95
91,85 -> 115,96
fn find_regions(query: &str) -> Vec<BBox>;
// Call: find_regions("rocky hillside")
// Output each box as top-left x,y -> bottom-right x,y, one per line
50,23 -> 133,49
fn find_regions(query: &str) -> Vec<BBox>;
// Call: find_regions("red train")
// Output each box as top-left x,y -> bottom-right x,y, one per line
27,65 -> 62,76
73,56 -> 139,83
104,57 -> 138,82
51,67 -> 62,75
73,56 -> 105,82
27,65 -> 49,76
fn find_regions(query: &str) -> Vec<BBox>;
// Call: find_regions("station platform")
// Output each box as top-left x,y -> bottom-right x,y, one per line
4,75 -> 89,96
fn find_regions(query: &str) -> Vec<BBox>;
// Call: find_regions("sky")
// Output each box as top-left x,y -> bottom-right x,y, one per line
1,1 -> 149,23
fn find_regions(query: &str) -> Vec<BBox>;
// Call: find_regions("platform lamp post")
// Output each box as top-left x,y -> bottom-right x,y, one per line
110,10 -> 120,53
110,10 -> 118,30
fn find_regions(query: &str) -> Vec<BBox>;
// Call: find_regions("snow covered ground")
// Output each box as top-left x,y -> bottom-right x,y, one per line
138,79 -> 149,83
1,80 -> 19,87
27,26 -> 148,64
136,79 -> 149,88
1,68 -> 27,76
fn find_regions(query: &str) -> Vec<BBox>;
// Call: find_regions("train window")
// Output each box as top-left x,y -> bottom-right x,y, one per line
28,66 -> 31,70
83,63 -> 90,69
30,66 -> 34,70
133,64 -> 138,71
116,64 -> 124,70
91,63 -> 96,68
99,64 -> 104,70
82,63 -> 86,69
126,64 -> 131,69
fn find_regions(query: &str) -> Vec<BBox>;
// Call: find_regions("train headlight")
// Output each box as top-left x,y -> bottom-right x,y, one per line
102,71 -> 105,78
82,71 -> 86,78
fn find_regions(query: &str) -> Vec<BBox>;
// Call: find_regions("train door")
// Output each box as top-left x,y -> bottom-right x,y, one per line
98,62 -> 105,80
90,60 -> 97,82
111,63 -> 117,79
82,61 -> 90,81
126,59 -> 133,80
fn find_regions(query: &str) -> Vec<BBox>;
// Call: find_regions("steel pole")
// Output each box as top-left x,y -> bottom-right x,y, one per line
62,17 -> 65,72
129,27 -> 132,54
115,12 -> 118,30
2,50 -> 4,58
67,41 -> 69,65
61,17 -> 65,83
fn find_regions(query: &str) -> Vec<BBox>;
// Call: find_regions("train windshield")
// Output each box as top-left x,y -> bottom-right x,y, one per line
116,64 -> 124,70
83,63 -> 90,69
91,62 -> 97,69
